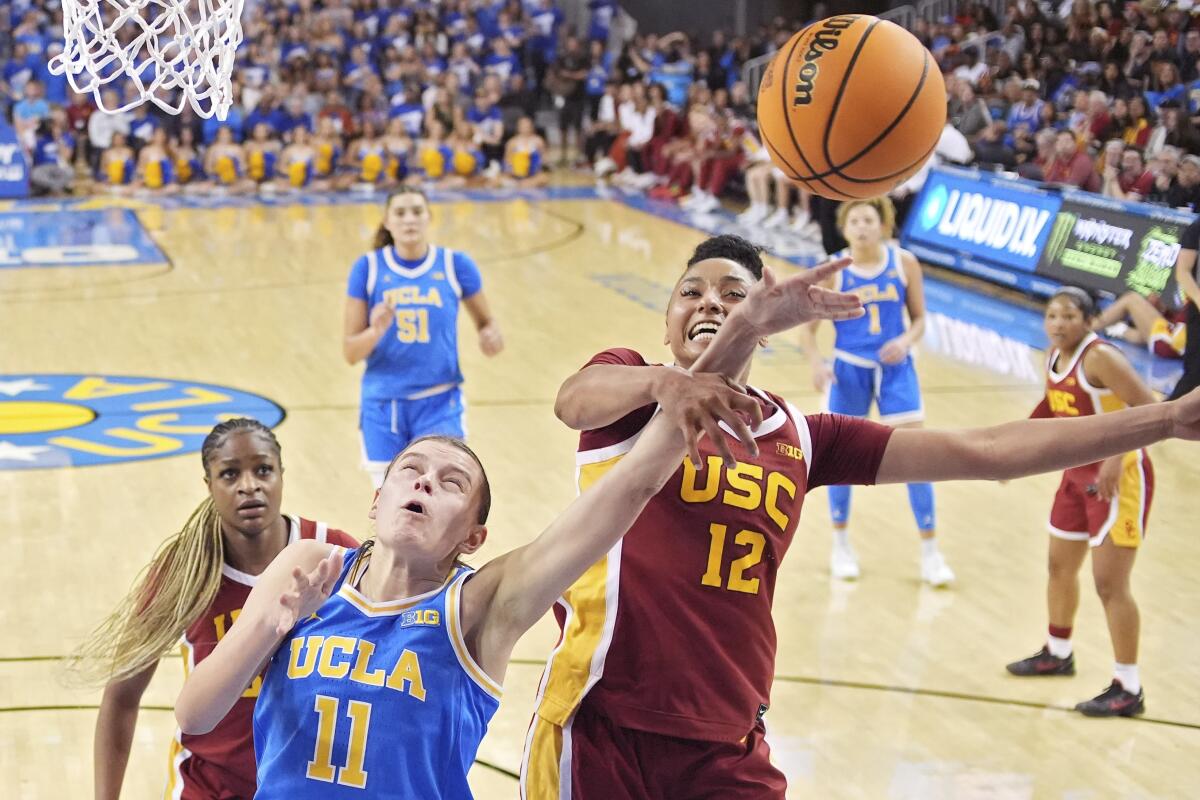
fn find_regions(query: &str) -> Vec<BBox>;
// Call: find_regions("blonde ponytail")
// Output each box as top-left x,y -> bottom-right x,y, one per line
66,498 -> 226,685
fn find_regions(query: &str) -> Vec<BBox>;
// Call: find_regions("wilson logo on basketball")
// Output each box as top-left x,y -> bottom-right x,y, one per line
792,16 -> 857,106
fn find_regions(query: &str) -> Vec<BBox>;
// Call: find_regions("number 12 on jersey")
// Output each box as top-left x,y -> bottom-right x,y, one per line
701,523 -> 765,594
307,695 -> 372,788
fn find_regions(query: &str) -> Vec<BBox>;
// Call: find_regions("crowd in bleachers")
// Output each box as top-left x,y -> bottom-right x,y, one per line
6,0 -> 1200,223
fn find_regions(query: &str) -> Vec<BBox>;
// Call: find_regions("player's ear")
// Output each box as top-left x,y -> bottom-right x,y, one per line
459,525 -> 487,556
367,489 -> 380,521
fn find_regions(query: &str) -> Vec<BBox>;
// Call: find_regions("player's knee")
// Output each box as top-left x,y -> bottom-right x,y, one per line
1093,571 -> 1132,605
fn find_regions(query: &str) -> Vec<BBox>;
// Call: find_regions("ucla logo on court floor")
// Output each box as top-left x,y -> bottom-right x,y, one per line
0,375 -> 284,470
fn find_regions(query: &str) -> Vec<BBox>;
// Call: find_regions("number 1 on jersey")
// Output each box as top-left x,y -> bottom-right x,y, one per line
867,304 -> 881,335
701,523 -> 765,594
307,694 -> 372,788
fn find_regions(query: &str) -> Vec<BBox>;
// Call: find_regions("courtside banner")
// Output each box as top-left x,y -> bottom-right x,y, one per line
901,166 -> 1062,291
1038,189 -> 1190,299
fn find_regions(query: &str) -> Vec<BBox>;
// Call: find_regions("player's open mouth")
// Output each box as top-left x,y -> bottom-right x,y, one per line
403,501 -> 426,515
237,500 -> 267,517
689,320 -> 721,341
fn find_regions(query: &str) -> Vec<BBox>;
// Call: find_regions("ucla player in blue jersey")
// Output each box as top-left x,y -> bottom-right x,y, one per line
175,259 -> 869,799
800,197 -> 956,587
343,186 -> 504,489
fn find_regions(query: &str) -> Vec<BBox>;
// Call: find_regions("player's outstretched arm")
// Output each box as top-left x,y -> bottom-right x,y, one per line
876,388 -> 1200,484
466,382 -> 763,676
175,540 -> 341,735
555,258 -> 859,431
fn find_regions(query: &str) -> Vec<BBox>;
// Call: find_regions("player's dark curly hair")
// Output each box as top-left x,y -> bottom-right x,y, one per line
686,234 -> 765,281
1050,286 -> 1098,318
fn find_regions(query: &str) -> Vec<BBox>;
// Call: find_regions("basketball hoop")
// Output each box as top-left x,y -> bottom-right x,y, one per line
49,0 -> 245,120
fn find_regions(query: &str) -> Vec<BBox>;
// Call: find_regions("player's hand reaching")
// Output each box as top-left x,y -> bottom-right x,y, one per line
369,302 -> 395,335
878,335 -> 910,365
653,367 -> 765,468
735,259 -> 863,338
274,550 -> 342,637
478,321 -> 504,357
811,360 -> 835,393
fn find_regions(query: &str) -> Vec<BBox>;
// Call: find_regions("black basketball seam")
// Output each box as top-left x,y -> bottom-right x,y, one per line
822,17 -> 880,179
760,136 -> 819,194
777,23 -> 846,195
831,135 -> 940,199
757,33 -> 810,180
827,48 -> 935,181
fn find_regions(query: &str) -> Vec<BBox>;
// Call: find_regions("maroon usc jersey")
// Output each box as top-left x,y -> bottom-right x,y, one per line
165,516 -> 358,798
532,348 -> 893,742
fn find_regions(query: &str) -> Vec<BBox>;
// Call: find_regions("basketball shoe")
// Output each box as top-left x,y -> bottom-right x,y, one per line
1075,681 -> 1145,717
1005,646 -> 1076,676
920,551 -> 955,587
829,541 -> 860,580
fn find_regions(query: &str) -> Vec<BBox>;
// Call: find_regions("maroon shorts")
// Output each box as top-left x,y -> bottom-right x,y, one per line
165,743 -> 255,800
521,702 -> 787,800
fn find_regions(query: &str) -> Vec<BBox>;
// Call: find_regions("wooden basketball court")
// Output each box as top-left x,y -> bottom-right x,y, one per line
1,192 -> 1197,798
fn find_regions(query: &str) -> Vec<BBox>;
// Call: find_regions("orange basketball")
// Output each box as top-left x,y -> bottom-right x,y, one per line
756,15 -> 947,201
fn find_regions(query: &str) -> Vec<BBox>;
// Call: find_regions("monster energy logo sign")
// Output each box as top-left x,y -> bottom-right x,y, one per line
1126,226 -> 1182,295
1042,211 -> 1123,278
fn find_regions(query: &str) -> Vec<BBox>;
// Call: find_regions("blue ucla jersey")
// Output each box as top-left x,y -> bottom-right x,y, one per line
253,549 -> 501,800
347,245 -> 483,400
832,246 -> 909,363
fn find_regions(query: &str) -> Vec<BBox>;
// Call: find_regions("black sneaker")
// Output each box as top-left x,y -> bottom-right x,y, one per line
1075,681 -> 1145,717
1005,646 -> 1076,676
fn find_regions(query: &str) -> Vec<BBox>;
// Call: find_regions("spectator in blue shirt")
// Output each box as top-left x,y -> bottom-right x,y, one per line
390,84 -> 427,137
13,79 -> 51,149
466,88 -> 504,166
30,116 -> 76,196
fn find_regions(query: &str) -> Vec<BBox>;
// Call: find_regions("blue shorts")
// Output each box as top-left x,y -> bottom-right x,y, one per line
360,387 -> 466,469
826,355 -> 924,424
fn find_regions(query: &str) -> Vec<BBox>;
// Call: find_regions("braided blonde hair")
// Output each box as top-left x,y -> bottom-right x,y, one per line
67,419 -> 281,685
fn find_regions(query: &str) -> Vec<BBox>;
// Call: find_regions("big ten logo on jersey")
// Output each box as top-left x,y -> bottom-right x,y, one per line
213,610 -> 262,697
401,608 -> 440,628
383,285 -> 443,344
680,457 -> 799,596
287,635 -> 427,701
1047,388 -> 1079,416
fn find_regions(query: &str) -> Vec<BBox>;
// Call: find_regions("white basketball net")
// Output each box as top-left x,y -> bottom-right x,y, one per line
49,0 -> 245,120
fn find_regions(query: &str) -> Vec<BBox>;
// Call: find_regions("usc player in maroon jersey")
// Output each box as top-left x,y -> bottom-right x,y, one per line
1007,287 -> 1157,717
522,236 -> 1200,799
73,418 -> 357,800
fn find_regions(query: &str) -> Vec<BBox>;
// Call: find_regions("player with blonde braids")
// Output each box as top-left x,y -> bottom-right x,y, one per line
74,418 -> 357,800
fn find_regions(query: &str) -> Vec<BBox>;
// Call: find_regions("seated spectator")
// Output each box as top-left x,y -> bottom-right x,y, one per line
87,90 -> 131,172
1093,291 -> 1188,359
953,81 -> 992,141
612,84 -> 657,182
973,120 -> 1018,170
98,132 -> 136,191
500,116 -> 549,187
381,117 -> 413,184
172,128 -> 205,187
682,116 -> 748,215
127,104 -> 160,152
1042,129 -> 1096,189
1101,145 -> 1154,201
413,117 -> 456,185
735,136 -> 779,226
1162,153 -> 1200,210
278,126 -> 331,191
1147,102 -> 1200,156
30,116 -> 75,196
1006,78 -> 1044,135
244,122 -> 283,185
586,81 -> 622,170
389,83 -> 426,137
1099,60 -> 1136,101
205,125 -> 256,194
13,79 -> 51,150
134,127 -> 179,193
1145,62 -> 1187,112
340,120 -> 390,189
466,88 -> 504,167
1122,95 -> 1154,149
448,119 -> 487,184
312,116 -> 344,180
1144,145 -> 1181,205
